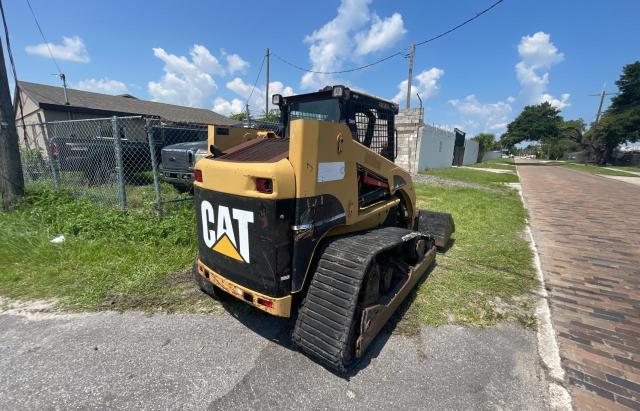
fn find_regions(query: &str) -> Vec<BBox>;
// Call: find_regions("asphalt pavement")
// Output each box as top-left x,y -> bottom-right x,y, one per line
0,304 -> 551,410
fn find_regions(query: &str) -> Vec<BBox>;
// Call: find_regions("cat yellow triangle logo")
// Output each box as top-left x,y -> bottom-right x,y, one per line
212,234 -> 245,262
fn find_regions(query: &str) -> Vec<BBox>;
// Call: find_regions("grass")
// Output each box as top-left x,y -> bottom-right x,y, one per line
602,165 -> 640,174
395,166 -> 538,330
552,162 -> 640,177
0,187 -> 220,312
469,158 -> 517,171
420,166 -> 519,187
2,167 -> 538,330
28,173 -> 190,211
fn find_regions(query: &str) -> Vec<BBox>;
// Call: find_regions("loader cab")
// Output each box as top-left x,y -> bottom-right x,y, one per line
273,85 -> 399,162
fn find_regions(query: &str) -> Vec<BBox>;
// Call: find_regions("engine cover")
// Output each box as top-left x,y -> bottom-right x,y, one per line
195,187 -> 294,297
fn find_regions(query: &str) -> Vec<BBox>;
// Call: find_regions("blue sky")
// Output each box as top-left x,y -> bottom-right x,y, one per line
4,0 -> 639,136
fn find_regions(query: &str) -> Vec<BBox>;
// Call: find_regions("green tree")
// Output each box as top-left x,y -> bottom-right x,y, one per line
588,61 -> 640,164
472,133 -> 499,152
610,61 -> 640,113
561,118 -> 586,144
500,103 -> 587,159
500,102 -> 563,157
230,112 -> 247,121
261,109 -> 281,123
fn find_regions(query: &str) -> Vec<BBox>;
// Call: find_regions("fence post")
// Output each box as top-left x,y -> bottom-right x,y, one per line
47,122 -> 61,190
145,118 -> 163,215
112,116 -> 127,211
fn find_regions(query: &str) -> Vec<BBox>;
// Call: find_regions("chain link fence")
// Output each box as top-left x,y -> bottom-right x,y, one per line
19,116 -> 212,214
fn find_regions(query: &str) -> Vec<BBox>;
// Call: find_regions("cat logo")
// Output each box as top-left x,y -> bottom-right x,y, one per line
200,201 -> 254,263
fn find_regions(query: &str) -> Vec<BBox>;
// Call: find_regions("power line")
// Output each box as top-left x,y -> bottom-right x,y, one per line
414,0 -> 505,47
25,0 -> 61,74
0,0 -> 32,149
245,53 -> 266,112
272,0 -> 505,75
272,51 -> 403,75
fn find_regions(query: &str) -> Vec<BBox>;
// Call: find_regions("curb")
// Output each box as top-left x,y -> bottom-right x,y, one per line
513,164 -> 573,411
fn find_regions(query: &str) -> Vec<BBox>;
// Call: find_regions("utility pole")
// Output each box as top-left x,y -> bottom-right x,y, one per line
59,73 -> 72,120
265,48 -> 270,116
0,34 -> 24,210
60,73 -> 70,105
405,43 -> 415,110
589,84 -> 617,125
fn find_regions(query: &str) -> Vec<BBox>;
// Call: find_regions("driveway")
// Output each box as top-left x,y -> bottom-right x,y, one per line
0,305 -> 550,410
518,160 -> 640,410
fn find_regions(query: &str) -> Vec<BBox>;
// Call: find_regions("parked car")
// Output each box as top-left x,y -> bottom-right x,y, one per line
159,141 -> 208,192
49,124 -> 207,185
50,135 -> 151,184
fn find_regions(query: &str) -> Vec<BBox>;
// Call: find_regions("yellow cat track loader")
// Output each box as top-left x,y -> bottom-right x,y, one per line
192,85 -> 454,372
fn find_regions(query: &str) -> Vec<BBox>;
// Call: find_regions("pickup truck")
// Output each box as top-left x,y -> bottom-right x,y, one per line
157,120 -> 280,192
159,141 -> 208,192
49,126 -> 207,184
50,136 -> 151,184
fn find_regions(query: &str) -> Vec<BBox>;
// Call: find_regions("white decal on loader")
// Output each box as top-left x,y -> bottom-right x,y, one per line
200,200 -> 254,263
317,162 -> 345,182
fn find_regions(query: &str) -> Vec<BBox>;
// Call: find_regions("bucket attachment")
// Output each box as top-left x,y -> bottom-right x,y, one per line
416,210 -> 455,248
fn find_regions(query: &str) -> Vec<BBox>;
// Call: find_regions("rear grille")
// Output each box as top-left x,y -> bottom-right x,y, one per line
219,139 -> 289,162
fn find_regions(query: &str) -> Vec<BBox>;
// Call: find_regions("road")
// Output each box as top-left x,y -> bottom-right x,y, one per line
0,304 -> 550,410
518,160 -> 640,410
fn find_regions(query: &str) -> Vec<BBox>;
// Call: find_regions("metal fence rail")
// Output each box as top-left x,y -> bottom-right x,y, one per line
19,115 -> 212,214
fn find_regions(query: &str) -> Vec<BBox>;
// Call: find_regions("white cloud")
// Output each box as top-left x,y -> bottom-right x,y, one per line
448,95 -> 513,135
226,77 -> 254,98
148,45 -> 225,107
25,35 -> 89,63
392,67 -> 444,105
516,32 -> 569,109
214,78 -> 295,116
517,32 -> 564,69
75,78 -> 129,95
301,0 -> 406,89
225,53 -> 250,74
540,93 -> 570,109
213,97 -> 245,116
355,13 -> 406,55
446,32 -> 569,136
190,45 -> 225,76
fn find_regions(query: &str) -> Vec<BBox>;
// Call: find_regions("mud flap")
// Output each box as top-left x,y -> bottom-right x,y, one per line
415,210 -> 455,248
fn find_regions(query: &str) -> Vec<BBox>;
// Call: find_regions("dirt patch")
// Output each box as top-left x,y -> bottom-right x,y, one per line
98,269 -> 224,314
164,269 -> 194,288
0,297 -> 87,320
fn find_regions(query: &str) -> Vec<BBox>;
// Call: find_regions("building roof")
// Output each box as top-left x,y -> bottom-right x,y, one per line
17,81 -> 235,125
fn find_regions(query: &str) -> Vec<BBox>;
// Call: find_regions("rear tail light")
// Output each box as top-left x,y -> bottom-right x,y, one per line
50,142 -> 59,156
255,178 -> 273,194
257,298 -> 273,309
194,169 -> 203,182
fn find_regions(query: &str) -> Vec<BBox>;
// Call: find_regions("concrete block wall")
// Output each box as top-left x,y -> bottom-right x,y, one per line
417,125 -> 456,170
482,150 -> 502,162
462,139 -> 480,165
395,108 -> 424,173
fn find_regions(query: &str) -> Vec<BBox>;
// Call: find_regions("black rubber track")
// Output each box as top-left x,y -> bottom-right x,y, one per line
292,226 -> 421,372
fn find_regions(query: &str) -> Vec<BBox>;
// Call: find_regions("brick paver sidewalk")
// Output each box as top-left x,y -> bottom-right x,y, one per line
517,160 -> 640,410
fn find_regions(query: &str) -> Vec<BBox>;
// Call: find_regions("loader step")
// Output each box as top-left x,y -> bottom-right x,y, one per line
292,226 -> 434,372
